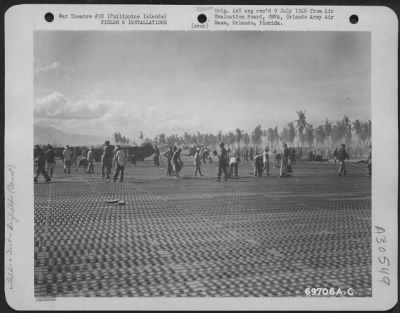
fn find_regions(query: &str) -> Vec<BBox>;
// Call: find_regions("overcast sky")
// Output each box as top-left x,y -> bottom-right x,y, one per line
34,31 -> 370,139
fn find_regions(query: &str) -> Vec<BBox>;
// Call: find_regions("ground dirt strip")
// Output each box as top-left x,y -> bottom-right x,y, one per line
34,160 -> 371,297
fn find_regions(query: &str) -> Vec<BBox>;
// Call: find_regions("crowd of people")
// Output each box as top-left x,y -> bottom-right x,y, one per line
34,141 -> 127,182
34,140 -> 371,183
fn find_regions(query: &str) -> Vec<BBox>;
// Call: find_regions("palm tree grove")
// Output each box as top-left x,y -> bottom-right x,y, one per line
139,111 -> 371,159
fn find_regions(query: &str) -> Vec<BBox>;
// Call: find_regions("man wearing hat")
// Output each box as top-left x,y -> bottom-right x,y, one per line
76,146 -> 88,172
62,145 -> 72,174
86,146 -> 95,174
163,146 -> 174,176
171,147 -> 183,179
194,147 -> 203,176
101,140 -> 113,179
113,145 -> 126,182
216,142 -> 228,181
337,143 -> 349,176
34,145 -> 51,183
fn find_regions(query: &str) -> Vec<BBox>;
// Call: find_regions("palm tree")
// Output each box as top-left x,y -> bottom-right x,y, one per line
315,125 -> 326,147
183,132 -> 191,145
352,119 -> 362,155
243,133 -> 250,147
217,130 -> 222,144
266,128 -> 274,150
367,120 -> 371,144
280,128 -> 289,145
209,133 -> 217,146
158,133 -> 165,145
273,126 -> 280,150
324,119 -> 332,149
342,115 -> 352,147
227,131 -> 235,148
295,110 -> 309,147
305,125 -> 314,147
251,125 -> 263,148
262,129 -> 268,147
360,120 -> 371,148
334,120 -> 345,144
235,128 -> 243,149
287,122 -> 296,147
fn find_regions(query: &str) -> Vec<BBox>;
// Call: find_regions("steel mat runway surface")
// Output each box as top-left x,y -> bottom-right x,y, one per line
34,161 -> 371,297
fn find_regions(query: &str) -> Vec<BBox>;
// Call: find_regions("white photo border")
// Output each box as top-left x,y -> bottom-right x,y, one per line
4,4 -> 398,311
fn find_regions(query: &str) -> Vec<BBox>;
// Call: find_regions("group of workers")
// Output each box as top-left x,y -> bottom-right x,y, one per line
34,141 -> 126,183
34,140 -> 371,183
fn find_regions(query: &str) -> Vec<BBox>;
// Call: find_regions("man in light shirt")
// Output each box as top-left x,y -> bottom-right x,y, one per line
262,147 -> 270,176
113,145 -> 126,182
62,145 -> 72,174
194,147 -> 203,177
229,151 -> 240,178
86,147 -> 95,174
171,147 -> 183,179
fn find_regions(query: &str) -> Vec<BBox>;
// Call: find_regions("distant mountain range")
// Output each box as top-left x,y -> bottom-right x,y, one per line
34,125 -> 111,146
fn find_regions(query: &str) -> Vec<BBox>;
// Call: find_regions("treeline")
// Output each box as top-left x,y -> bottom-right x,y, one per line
113,111 -> 372,156
113,132 -> 130,144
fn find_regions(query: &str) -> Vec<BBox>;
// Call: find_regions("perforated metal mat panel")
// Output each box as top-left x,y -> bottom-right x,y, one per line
34,161 -> 371,297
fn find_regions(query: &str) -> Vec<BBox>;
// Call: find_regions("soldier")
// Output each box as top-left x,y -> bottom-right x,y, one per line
337,143 -> 349,176
154,145 -> 160,166
34,145 -> 51,183
62,145 -> 72,174
163,146 -> 174,176
229,151 -> 240,178
171,147 -> 183,179
280,143 -> 290,178
194,147 -> 203,176
367,144 -> 372,177
263,147 -> 270,176
333,147 -> 338,164
72,147 -> 78,167
76,146 -> 88,172
202,147 -> 209,164
202,147 -> 207,164
249,147 -> 254,161
244,148 -> 249,161
113,145 -> 126,182
254,153 -> 263,178
86,147 -> 95,174
45,144 -> 56,178
290,148 -> 296,164
215,142 -> 228,181
101,140 -> 113,179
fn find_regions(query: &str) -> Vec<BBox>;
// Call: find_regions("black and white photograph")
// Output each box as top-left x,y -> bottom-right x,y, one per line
4,4 -> 398,311
33,29 -> 373,296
